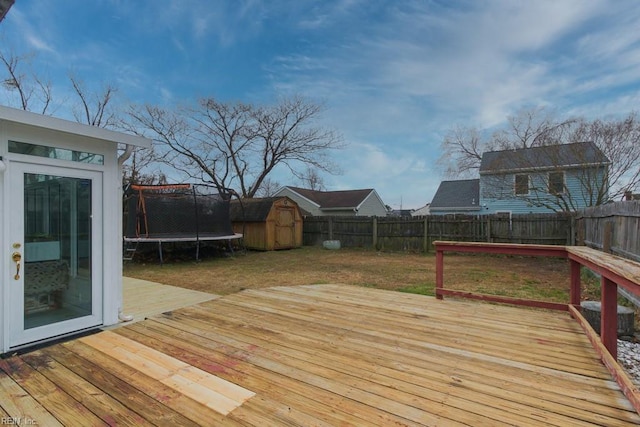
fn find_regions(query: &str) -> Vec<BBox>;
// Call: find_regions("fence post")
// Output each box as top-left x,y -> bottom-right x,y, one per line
603,221 -> 613,253
328,216 -> 333,240
423,217 -> 429,253
372,216 -> 378,250
486,216 -> 491,242
569,215 -> 576,246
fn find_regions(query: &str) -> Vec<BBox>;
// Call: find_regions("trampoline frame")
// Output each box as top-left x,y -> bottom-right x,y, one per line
123,184 -> 243,263
124,234 -> 243,264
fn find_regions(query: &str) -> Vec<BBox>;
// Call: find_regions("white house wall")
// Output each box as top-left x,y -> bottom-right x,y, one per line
0,120 -> 124,351
357,190 -> 388,217
0,120 -> 6,350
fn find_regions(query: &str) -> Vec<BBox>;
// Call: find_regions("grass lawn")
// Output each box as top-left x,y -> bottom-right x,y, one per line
124,246 -> 600,303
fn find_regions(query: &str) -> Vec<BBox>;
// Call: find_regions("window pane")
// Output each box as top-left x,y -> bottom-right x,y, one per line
9,141 -> 104,165
549,172 -> 564,194
24,174 -> 93,329
515,174 -> 529,195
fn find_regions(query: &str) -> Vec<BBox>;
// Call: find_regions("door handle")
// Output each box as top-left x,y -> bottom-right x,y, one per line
12,252 -> 21,280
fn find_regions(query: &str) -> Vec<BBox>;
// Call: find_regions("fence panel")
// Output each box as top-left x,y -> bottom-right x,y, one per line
302,217 -> 329,246
302,213 -> 573,252
376,217 -> 425,252
332,217 -> 373,248
577,201 -> 640,261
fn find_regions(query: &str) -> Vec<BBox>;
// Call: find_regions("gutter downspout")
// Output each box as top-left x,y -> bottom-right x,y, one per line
118,144 -> 134,166
117,144 -> 135,322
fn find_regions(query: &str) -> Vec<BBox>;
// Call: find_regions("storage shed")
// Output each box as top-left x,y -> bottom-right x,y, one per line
230,197 -> 303,250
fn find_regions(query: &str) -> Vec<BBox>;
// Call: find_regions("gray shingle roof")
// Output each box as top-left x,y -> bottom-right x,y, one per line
286,186 -> 374,209
430,179 -> 480,210
479,141 -> 609,174
229,197 -> 284,221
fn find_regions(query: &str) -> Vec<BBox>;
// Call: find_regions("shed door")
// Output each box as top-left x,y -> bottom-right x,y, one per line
7,162 -> 103,349
274,207 -> 295,249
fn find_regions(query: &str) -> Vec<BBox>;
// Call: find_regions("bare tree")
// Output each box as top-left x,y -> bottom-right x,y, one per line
69,75 -> 118,128
0,46 -> 164,187
492,106 -> 577,149
256,177 -> 281,197
439,107 -> 577,178
127,95 -> 343,197
569,113 -> 640,201
438,124 -> 484,178
0,49 -> 52,113
297,165 -> 326,191
120,144 -> 168,186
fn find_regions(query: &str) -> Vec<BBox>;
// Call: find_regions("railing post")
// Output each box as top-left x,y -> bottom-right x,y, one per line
436,246 -> 444,300
570,259 -> 581,307
601,276 -> 618,359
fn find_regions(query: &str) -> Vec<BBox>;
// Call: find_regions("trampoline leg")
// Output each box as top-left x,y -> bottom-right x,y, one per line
158,241 -> 164,265
196,241 -> 200,261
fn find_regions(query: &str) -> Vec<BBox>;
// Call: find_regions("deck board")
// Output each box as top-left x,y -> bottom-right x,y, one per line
1,284 -> 639,426
119,277 -> 219,324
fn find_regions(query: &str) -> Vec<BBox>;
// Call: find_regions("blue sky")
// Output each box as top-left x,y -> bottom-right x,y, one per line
2,1 -> 640,209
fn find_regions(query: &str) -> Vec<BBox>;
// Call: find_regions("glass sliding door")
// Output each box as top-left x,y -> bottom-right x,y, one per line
9,163 -> 103,348
23,174 -> 93,328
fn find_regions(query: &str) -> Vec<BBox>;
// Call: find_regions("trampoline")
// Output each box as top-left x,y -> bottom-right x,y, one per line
123,184 -> 242,262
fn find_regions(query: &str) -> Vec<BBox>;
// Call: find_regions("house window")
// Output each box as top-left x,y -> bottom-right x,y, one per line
515,174 -> 529,195
9,140 -> 104,165
548,171 -> 565,195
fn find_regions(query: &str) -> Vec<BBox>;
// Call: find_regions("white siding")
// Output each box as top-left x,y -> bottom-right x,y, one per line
357,191 -> 388,216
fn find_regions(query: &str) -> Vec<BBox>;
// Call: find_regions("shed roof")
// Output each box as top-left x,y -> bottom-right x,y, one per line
0,105 -> 151,148
230,197 -> 298,222
479,141 -> 609,174
284,186 -> 375,209
430,179 -> 481,210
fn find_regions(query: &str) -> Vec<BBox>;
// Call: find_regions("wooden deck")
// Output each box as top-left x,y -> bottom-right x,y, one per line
119,277 -> 219,324
1,284 -> 640,426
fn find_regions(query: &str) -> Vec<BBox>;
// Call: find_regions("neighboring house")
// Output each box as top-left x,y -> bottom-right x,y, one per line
624,191 -> 640,201
389,209 -> 414,217
429,179 -> 481,215
479,142 -> 610,214
274,186 -> 388,216
431,142 -> 610,215
0,105 -> 151,353
411,203 -> 431,217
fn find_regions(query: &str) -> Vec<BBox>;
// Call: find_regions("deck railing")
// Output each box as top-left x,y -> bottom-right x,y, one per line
434,240 -> 640,413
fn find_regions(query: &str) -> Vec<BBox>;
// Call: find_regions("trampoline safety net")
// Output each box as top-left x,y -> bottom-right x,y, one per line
124,184 -> 235,239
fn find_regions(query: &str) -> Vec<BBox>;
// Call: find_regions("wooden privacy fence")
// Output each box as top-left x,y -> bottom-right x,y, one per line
577,200 -> 640,262
303,213 -> 574,251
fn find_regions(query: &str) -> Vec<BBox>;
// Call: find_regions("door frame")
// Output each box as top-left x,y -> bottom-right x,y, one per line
5,160 -> 104,349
